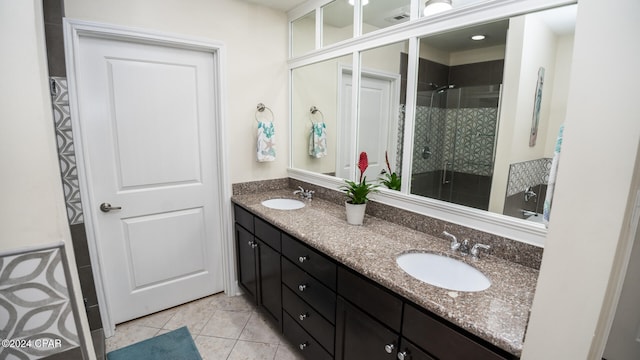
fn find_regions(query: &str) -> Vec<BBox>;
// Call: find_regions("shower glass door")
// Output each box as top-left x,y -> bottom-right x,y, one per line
411,84 -> 500,210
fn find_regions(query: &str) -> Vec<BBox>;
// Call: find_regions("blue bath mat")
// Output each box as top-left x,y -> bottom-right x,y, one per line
107,326 -> 202,360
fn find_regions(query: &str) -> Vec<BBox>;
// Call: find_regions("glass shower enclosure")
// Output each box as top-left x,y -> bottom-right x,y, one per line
410,84 -> 501,210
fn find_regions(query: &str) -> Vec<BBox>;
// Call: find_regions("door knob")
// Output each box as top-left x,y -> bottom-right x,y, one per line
100,203 -> 122,212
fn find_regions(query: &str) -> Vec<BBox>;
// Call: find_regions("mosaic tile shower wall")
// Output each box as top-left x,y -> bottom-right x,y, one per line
412,105 -> 498,176
506,158 -> 552,196
50,77 -> 83,225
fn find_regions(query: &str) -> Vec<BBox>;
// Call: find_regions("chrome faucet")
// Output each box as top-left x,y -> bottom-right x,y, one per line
293,186 -> 314,200
524,186 -> 537,202
443,231 -> 489,258
442,231 -> 460,251
471,243 -> 491,258
459,239 -> 470,255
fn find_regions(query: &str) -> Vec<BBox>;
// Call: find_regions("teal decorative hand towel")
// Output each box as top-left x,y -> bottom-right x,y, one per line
309,122 -> 327,158
543,123 -> 564,226
257,120 -> 276,162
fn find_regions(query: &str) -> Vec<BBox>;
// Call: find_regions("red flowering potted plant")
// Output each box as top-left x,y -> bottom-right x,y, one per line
339,152 -> 379,225
379,151 -> 401,191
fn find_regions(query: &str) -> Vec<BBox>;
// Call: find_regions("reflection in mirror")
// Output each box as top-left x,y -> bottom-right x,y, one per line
289,4 -> 577,230
409,20 -> 507,210
491,5 -> 576,223
362,0 -> 411,35
291,54 -> 353,176
292,10 -> 315,57
345,41 -> 408,188
406,5 -> 576,223
322,0 -> 353,47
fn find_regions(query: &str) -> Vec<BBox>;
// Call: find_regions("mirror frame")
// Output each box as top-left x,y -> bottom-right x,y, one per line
287,0 -> 577,247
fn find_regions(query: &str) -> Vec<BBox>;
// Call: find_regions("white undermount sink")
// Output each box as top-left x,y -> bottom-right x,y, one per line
261,198 -> 305,210
396,252 -> 490,292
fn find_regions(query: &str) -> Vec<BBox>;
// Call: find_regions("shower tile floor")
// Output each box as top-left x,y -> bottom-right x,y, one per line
106,293 -> 303,360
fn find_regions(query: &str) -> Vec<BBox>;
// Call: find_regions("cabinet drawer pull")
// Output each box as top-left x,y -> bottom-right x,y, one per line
299,313 -> 308,321
397,350 -> 408,360
298,284 -> 307,292
247,241 -> 258,249
385,343 -> 395,354
298,255 -> 308,263
299,342 -> 308,350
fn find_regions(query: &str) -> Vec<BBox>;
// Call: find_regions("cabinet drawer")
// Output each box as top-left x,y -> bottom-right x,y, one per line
234,205 -> 254,233
283,286 -> 335,354
283,313 -> 332,360
398,338 -> 436,360
255,217 -> 281,251
282,233 -> 336,291
403,304 -> 512,360
338,267 -> 403,332
282,258 -> 336,323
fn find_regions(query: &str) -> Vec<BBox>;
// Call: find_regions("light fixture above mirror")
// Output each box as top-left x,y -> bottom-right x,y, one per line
423,0 -> 452,16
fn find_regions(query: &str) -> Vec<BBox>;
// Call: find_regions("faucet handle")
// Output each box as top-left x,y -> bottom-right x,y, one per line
471,243 -> 491,258
442,231 -> 460,251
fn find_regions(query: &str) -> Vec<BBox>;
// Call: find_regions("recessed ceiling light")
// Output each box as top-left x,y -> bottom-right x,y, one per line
471,34 -> 486,41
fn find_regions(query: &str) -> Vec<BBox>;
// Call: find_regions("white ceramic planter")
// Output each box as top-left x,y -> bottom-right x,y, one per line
345,201 -> 367,225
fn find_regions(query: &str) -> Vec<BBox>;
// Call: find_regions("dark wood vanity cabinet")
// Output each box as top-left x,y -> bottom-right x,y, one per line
402,304 -> 515,360
234,206 -> 282,329
281,233 -> 337,359
233,204 -> 519,360
335,297 -> 400,360
335,266 -> 403,360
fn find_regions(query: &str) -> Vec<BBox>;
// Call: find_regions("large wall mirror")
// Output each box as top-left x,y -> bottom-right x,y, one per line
289,1 -> 577,242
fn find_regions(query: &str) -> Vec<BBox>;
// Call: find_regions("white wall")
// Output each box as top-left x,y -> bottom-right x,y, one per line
521,0 -> 640,357
0,0 -> 95,357
65,0 -> 289,184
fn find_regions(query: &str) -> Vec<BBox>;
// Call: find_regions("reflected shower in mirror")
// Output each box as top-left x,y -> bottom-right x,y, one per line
410,83 -> 502,210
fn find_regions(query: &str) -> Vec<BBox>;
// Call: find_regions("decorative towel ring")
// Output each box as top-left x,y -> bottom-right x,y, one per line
309,106 -> 324,124
255,103 -> 274,123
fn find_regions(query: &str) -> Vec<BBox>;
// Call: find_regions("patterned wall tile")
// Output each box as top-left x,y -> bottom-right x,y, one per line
412,103 -> 497,177
0,246 -> 82,359
50,77 -> 83,225
506,158 -> 553,196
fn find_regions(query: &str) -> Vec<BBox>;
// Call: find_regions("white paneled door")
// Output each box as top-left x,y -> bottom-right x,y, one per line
74,33 -> 224,324
338,71 -> 399,180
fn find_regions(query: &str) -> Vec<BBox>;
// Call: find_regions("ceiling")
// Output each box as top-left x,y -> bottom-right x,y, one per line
237,0 -> 306,12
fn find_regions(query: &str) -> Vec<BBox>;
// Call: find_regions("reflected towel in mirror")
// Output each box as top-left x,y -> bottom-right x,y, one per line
309,122 -> 327,158
543,123 -> 564,226
257,121 -> 276,162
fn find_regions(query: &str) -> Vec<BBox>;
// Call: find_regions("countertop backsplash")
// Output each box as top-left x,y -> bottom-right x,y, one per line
234,178 -> 542,270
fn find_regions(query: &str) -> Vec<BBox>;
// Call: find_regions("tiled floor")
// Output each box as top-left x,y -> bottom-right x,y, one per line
106,293 -> 303,360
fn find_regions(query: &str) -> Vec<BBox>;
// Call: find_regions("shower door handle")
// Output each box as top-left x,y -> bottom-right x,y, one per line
442,162 -> 452,184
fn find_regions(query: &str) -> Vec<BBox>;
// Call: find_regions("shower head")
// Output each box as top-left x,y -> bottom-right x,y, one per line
435,84 -> 456,93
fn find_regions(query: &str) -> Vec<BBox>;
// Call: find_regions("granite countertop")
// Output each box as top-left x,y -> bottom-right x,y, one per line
232,189 -> 539,357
